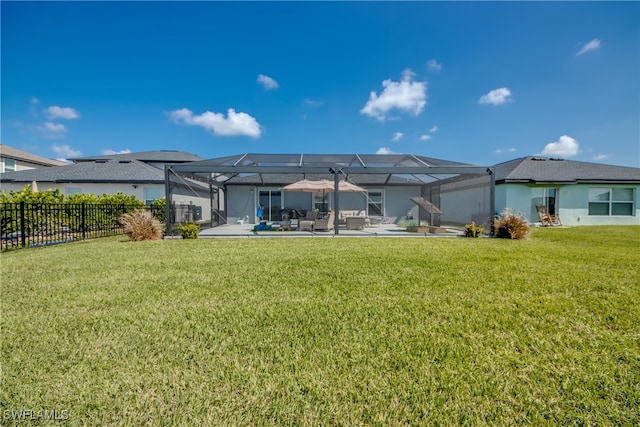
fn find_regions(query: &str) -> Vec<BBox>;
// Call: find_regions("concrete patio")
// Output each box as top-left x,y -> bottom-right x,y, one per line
198,223 -> 464,238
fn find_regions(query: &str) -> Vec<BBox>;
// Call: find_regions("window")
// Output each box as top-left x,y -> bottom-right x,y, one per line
367,190 -> 384,216
314,192 -> 330,214
589,188 -> 635,216
144,187 -> 162,206
66,187 -> 82,195
3,158 -> 16,172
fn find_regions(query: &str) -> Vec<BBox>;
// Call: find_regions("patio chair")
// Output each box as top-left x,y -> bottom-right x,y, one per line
298,210 -> 318,231
312,210 -> 335,231
535,205 -> 562,226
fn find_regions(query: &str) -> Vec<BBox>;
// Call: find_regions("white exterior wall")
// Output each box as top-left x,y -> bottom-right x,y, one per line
0,182 -> 211,221
1,182 -> 149,197
438,175 -> 492,225
226,186 -> 256,224
440,186 -> 492,225
384,187 -> 422,220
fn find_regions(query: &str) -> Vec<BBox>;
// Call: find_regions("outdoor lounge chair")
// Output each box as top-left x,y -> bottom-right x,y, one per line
535,205 -> 562,226
312,210 -> 335,231
298,210 -> 318,231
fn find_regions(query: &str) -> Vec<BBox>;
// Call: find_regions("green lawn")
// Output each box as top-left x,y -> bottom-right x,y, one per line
2,227 -> 639,425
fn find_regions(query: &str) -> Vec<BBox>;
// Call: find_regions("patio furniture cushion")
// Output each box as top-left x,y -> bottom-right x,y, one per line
312,210 -> 335,231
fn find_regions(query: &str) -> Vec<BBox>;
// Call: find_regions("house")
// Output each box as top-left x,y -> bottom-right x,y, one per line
166,153 -> 491,230
0,150 -> 213,222
168,153 -> 639,231
0,144 -> 68,172
493,157 -> 640,226
436,156 -> 640,226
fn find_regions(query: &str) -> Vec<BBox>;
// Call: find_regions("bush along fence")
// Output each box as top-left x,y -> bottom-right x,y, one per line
0,202 -> 163,251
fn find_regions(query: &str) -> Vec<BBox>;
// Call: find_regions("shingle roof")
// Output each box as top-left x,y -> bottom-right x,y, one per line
1,159 -> 165,184
0,144 -> 68,167
495,157 -> 640,184
71,150 -> 204,163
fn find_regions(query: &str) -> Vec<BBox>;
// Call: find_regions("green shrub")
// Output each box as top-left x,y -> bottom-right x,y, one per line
494,209 -> 530,240
464,221 -> 483,238
120,210 -> 163,241
179,222 -> 199,239
150,197 -> 166,225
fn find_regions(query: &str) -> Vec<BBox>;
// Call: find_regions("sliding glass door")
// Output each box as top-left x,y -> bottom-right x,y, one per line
258,190 -> 282,221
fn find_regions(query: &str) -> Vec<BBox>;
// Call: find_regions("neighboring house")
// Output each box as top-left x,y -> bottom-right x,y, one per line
494,157 -> 640,226
0,150 -> 213,222
437,156 -> 640,226
0,144 -> 68,172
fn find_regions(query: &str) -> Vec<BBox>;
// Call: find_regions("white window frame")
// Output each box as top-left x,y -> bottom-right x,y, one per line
588,187 -> 635,216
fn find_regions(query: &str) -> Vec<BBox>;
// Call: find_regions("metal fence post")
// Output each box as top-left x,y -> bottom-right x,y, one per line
81,203 -> 86,240
20,201 -> 26,248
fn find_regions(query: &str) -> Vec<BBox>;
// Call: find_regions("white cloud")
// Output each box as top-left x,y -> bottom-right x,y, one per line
479,87 -> 513,106
419,134 -> 432,141
426,59 -> 442,72
360,69 -> 427,121
391,132 -> 404,142
576,38 -> 601,56
429,125 -> 438,133
257,74 -> 279,90
52,144 -> 82,159
303,98 -> 323,107
169,108 -> 262,138
593,154 -> 609,161
376,147 -> 397,155
37,122 -> 67,138
30,97 -> 40,105
495,147 -> 517,154
541,135 -> 580,158
45,106 -> 79,120
102,149 -> 132,155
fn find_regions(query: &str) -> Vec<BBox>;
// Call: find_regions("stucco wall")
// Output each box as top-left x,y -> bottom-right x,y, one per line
498,183 -> 640,226
1,182 -> 211,221
438,175 -> 492,225
383,187 -> 422,221
225,185 -> 423,224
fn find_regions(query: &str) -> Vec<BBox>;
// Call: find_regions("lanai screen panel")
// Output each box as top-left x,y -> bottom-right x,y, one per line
166,153 -> 494,229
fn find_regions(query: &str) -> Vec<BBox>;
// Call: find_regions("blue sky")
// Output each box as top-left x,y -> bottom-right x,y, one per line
2,1 -> 639,167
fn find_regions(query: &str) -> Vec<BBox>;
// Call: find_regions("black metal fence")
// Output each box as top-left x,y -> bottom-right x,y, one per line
0,202 -> 148,251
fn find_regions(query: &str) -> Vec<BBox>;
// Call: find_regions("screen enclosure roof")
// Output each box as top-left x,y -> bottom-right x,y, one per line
168,153 -> 492,186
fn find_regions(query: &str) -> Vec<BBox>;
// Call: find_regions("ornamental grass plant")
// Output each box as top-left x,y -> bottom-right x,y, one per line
120,209 -> 163,241
494,208 -> 531,240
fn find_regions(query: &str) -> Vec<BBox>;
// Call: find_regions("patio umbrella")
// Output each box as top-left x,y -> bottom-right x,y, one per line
31,180 -> 39,192
282,179 -> 365,213
256,204 -> 264,220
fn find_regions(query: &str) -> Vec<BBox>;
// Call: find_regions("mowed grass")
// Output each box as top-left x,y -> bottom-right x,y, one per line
1,227 -> 639,425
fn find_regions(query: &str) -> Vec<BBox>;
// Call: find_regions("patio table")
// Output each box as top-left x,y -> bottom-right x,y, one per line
346,216 -> 366,230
